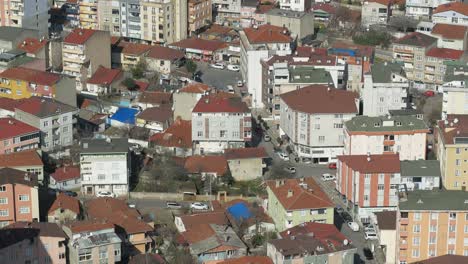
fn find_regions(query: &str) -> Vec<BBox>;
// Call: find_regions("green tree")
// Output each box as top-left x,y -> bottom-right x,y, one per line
185,59 -> 197,76
122,77 -> 137,90
131,60 -> 146,79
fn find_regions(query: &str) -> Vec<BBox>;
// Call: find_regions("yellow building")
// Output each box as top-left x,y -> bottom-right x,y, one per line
436,115 -> 468,191
79,0 -> 99,29
398,190 -> 468,263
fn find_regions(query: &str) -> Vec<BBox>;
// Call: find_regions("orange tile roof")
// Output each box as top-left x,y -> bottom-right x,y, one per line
17,38 -> 48,54
0,98 -> 24,112
337,154 -> 401,173
139,91 -> 172,105
0,149 -> 43,167
0,118 -> 39,140
67,220 -> 115,233
432,23 -> 468,40
180,223 -> 215,244
171,38 -> 228,52
179,82 -> 211,93
64,28 -> 96,45
119,42 -> 152,55
192,93 -> 249,113
48,193 -> 80,215
217,256 -> 273,264
266,178 -> 334,210
224,147 -> 267,160
149,119 -> 192,148
147,45 -> 184,61
87,66 -> 122,85
437,115 -> 468,145
244,24 -> 292,44
0,67 -> 60,86
179,211 -> 229,230
434,2 -> 468,16
426,47 -> 464,60
185,155 -> 228,175
50,165 -> 80,182
368,0 -> 391,5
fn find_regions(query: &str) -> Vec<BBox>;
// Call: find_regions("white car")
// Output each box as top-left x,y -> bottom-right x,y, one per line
322,173 -> 336,181
364,225 -> 376,233
227,85 -> 235,94
210,63 -> 225,70
347,221 -> 360,232
227,64 -> 240,71
237,80 -> 244,87
96,191 -> 115,198
191,202 -> 209,210
284,167 -> 296,174
364,231 -> 378,240
277,152 -> 289,161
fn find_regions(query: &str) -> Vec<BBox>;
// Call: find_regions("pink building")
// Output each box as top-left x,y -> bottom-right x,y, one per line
0,117 -> 40,154
5,222 -> 67,264
0,167 -> 39,227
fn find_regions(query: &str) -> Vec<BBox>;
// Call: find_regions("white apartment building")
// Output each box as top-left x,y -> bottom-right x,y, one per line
213,0 -> 241,26
432,2 -> 468,26
240,24 -> 292,108
278,0 -> 310,12
191,93 -> 251,154
0,0 -> 49,34
361,0 -> 390,28
343,115 -> 429,161
441,63 -> 468,119
362,62 -> 409,116
406,0 -> 458,19
80,138 -> 130,196
279,85 -> 359,164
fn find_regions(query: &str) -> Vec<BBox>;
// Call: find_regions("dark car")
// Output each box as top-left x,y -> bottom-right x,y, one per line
335,206 -> 344,214
341,212 -> 353,222
363,247 -> 374,260
63,191 -> 78,197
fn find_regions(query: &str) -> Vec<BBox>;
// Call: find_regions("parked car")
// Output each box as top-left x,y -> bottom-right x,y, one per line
190,202 -> 209,210
424,90 -> 435,97
322,173 -> 336,181
277,152 -> 289,161
364,225 -> 376,233
210,63 -> 225,70
341,212 -> 353,222
227,85 -> 235,94
328,162 -> 337,169
63,191 -> 78,197
284,167 -> 296,174
347,221 -> 360,232
227,64 -> 240,71
363,247 -> 374,260
96,191 -> 116,198
237,80 -> 244,87
264,135 -> 271,142
364,231 -> 378,240
166,201 -> 182,209
335,206 -> 344,214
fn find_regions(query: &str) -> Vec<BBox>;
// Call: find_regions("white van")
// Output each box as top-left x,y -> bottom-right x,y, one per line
322,173 -> 336,181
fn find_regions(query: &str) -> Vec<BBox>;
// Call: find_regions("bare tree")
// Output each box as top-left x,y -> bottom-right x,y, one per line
389,16 -> 418,33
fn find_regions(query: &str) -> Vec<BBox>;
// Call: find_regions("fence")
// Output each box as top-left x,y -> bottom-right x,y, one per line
129,192 -> 259,203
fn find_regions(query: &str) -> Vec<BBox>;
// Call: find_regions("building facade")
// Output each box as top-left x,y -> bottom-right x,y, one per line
405,0 -> 459,19
0,118 -> 39,155
361,0 -> 391,28
79,0 -> 99,29
265,9 -> 314,41
441,64 -> 468,119
432,2 -> 468,26
0,0 -> 49,34
278,0 -> 310,12
188,0 -> 212,35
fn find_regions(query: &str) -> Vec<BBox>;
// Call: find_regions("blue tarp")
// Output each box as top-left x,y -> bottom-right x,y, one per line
227,202 -> 252,222
109,107 -> 138,125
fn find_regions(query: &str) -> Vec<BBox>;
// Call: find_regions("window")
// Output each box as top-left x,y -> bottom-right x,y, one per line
429,249 -> 436,257
63,126 -> 68,133
464,238 -> 468,246
456,148 -> 461,154
414,212 -> 421,220
318,136 -> 325,143
334,123 -> 343,129
115,249 -> 121,256
0,198 -> 6,204
449,238 -> 456,244
19,207 -> 29,214
0,209 -> 8,216
448,249 -> 455,255
430,225 -> 437,232
449,224 -> 456,232
19,195 -> 29,201
464,250 -> 468,256
465,225 -> 468,233
314,124 -> 320,130
431,212 -> 438,220
413,224 -> 420,233
219,130 -> 227,138
98,174 -> 105,181
112,174 -> 119,181
378,184 -> 385,191
43,121 -> 49,127
3,140 -> 8,147
364,195 -> 369,201
456,159 -> 461,166
412,249 -> 419,258
99,247 -> 108,259
197,131 -> 203,137
78,250 -> 92,261
450,212 -> 457,220
429,236 -> 436,244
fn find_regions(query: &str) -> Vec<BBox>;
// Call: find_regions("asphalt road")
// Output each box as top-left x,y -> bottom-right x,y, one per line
196,62 -> 243,90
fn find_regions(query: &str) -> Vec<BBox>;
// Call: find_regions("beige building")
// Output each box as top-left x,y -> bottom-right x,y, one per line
225,147 -> 267,181
47,193 -> 81,224
97,0 -> 122,36
188,0 -> 212,36
62,28 -> 111,91
173,82 -> 211,120
373,211 -> 397,264
441,64 -> 468,119
79,0 -> 99,29
145,45 -> 185,74
436,115 -> 468,191
265,8 -> 314,41
140,0 -> 187,44
361,0 -> 391,28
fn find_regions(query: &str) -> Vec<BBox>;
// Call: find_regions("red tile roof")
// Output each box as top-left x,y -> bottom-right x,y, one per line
217,256 -> 273,264
170,38 -> 228,52
64,28 -> 97,45
0,67 -> 60,86
266,178 -> 334,210
48,192 -> 80,215
367,0 -> 391,6
224,147 -> 267,160
17,38 -> 48,54
185,155 -> 228,175
16,97 -> 77,118
280,222 -> 350,248
179,211 -> 229,230
192,93 -> 249,113
0,149 -> 43,167
0,98 -> 24,112
432,23 -> 468,40
434,2 -> 468,16
179,82 -> 211,93
150,119 -> 192,148
414,255 -> 468,264
0,117 -> 39,140
280,85 -> 358,114
134,81 -> 149,92
136,106 -> 172,123
311,3 -> 336,14
119,42 -> 152,55
110,36 -> 121,46
86,66 -> 123,85
437,115 -> 468,145
67,220 -> 115,233
337,154 -> 401,173
244,24 -> 292,44
147,45 -> 185,61
180,223 -> 216,244
426,47 -> 464,60
50,165 -> 80,182
139,91 -> 172,105
394,32 -> 438,47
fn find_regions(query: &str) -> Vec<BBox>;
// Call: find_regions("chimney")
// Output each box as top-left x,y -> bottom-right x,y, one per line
287,189 -> 293,198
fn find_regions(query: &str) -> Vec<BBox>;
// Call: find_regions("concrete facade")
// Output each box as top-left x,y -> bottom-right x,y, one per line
361,0 -> 390,28
265,9 -> 314,41
0,0 -> 49,34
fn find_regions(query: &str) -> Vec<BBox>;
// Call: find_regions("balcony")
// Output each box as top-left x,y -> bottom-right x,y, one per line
384,140 -> 395,146
63,45 -> 84,55
63,65 -> 82,73
63,54 -> 86,63
400,218 -> 409,225
399,241 -> 408,250
400,229 -> 408,237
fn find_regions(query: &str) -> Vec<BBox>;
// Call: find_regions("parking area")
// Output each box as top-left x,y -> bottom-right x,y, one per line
196,62 -> 243,91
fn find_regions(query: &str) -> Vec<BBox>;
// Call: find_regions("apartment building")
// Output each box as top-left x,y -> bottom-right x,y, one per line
0,168 -> 39,227
397,190 -> 468,263
5,222 -> 67,264
436,115 -> 468,191
0,150 -> 44,183
337,154 -> 401,223
431,23 -> 468,51
400,160 -> 441,191
361,0 -> 391,28
240,24 -> 292,108
97,0 -> 123,36
265,9 -> 315,41
188,0 -> 212,36
405,0 -> 459,19
173,83 -> 211,120
14,97 -> 77,152
432,2 -> 468,26
118,41 -> 152,70
63,220 -> 122,264
266,178 -> 334,231
191,92 -> 251,153
441,63 -> 468,119
62,28 -> 111,91
140,0 -> 187,44
362,62 -> 409,116
280,85 -> 359,163
85,66 -> 124,96
145,45 -> 185,75
0,67 -> 76,106
344,115 -> 429,161
0,0 -> 49,34
213,0 -> 241,26
278,0 -> 310,12
120,0 -> 142,40
79,0 -> 98,29
0,118 -> 39,155
80,138 -> 130,196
